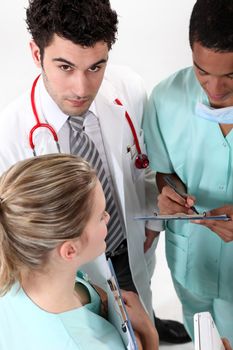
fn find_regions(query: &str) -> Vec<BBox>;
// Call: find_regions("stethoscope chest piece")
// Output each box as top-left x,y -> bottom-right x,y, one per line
135,154 -> 149,169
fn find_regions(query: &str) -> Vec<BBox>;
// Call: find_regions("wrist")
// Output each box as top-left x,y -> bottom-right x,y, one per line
138,318 -> 157,338
140,323 -> 158,350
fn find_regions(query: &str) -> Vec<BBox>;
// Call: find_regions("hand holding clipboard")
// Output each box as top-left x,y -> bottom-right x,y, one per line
82,254 -> 158,349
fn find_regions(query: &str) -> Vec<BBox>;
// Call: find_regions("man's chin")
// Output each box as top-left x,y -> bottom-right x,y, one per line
58,98 -> 92,116
61,106 -> 90,117
208,94 -> 233,108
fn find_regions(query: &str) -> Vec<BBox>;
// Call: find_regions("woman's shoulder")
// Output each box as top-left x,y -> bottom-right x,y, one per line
76,271 -> 101,307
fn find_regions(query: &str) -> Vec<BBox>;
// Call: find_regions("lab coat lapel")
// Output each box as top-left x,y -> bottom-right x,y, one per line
95,94 -> 126,220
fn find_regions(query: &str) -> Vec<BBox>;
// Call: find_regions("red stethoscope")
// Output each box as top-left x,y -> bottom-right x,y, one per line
29,75 -> 149,169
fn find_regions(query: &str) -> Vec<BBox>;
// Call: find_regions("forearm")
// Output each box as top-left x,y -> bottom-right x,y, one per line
121,291 -> 159,349
144,167 -> 163,231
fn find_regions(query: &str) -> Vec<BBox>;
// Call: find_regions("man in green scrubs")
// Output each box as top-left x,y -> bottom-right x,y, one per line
143,0 -> 233,345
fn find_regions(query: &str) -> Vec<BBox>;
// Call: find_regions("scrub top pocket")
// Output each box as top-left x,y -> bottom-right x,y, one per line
166,226 -> 189,285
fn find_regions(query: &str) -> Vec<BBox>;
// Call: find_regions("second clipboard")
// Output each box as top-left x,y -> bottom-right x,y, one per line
134,214 -> 230,221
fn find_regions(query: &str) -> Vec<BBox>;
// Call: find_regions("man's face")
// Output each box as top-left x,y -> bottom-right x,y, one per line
192,42 -> 233,108
31,35 -> 109,116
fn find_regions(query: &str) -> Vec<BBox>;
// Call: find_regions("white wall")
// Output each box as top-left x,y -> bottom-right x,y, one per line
0,0 -> 196,111
110,0 -> 195,92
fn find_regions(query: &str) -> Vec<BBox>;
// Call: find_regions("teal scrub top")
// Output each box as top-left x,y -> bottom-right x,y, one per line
143,67 -> 233,301
0,275 -> 125,350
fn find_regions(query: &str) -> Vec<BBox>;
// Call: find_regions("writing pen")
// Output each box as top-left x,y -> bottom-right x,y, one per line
164,175 -> 199,214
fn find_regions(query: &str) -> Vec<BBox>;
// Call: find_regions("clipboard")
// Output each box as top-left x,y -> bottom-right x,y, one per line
107,259 -> 138,350
194,312 -> 224,350
81,254 -> 138,350
134,214 -> 230,221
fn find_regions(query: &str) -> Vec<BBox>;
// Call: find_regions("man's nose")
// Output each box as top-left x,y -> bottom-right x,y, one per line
71,72 -> 89,97
205,76 -> 225,94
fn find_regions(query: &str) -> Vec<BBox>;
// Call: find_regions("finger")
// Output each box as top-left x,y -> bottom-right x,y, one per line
192,221 -> 233,242
186,195 -> 196,207
187,207 -> 198,214
161,186 -> 187,206
193,219 -> 227,229
198,220 -> 233,233
212,229 -> 233,242
222,338 -> 232,350
159,186 -> 193,214
158,195 -> 191,214
207,205 -> 233,218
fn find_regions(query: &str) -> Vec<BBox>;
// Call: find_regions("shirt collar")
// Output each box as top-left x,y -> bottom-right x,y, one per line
37,76 -> 97,132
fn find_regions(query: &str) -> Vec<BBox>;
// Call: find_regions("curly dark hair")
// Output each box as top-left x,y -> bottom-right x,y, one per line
26,0 -> 118,54
189,0 -> 233,52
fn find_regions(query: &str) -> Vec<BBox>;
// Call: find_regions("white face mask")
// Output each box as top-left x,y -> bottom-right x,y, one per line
196,102 -> 233,124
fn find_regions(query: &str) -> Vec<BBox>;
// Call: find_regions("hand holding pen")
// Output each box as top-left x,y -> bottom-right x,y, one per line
164,175 -> 199,214
158,174 -> 198,215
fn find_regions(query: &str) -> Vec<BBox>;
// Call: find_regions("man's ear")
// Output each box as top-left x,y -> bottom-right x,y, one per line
30,40 -> 42,68
59,240 -> 81,262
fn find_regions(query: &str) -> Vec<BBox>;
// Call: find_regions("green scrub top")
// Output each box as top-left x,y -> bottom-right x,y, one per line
0,274 -> 125,350
143,67 -> 233,301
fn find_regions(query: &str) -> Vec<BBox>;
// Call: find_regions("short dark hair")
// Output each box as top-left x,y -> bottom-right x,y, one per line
26,0 -> 118,54
189,0 -> 233,52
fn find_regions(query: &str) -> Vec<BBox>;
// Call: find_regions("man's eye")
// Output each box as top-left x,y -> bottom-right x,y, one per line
88,66 -> 100,73
60,65 -> 72,71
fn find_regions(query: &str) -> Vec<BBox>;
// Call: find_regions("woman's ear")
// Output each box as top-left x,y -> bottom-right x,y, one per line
59,240 -> 81,262
30,40 -> 42,68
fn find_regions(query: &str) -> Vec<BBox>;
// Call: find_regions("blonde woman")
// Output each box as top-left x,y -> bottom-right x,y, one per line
0,154 -> 158,350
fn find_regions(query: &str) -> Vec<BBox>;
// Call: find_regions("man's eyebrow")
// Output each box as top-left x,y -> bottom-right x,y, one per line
52,58 -> 76,67
52,57 -> 108,68
193,61 -> 209,74
194,61 -> 233,76
89,58 -> 108,67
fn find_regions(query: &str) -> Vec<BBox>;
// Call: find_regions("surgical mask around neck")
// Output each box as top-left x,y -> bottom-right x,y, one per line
196,102 -> 233,124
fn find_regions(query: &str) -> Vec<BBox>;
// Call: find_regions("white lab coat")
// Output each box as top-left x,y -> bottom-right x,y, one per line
0,65 -> 161,319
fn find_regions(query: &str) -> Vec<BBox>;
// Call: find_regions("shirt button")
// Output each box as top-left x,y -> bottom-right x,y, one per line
222,142 -> 227,147
218,185 -> 225,191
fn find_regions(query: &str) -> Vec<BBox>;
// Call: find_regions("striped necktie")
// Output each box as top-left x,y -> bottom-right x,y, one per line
68,115 -> 124,253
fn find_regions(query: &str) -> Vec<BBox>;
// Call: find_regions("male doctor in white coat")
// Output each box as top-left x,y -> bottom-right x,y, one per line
0,0 -> 189,343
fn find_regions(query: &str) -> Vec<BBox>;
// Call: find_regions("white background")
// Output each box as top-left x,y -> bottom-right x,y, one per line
0,0 -> 196,110
0,2 -> 196,348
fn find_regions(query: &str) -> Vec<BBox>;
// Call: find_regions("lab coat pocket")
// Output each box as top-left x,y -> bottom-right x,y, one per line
166,226 -> 188,285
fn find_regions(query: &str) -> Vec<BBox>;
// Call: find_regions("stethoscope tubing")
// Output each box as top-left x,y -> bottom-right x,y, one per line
29,75 -> 59,154
29,75 -> 149,168
114,98 -> 142,156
